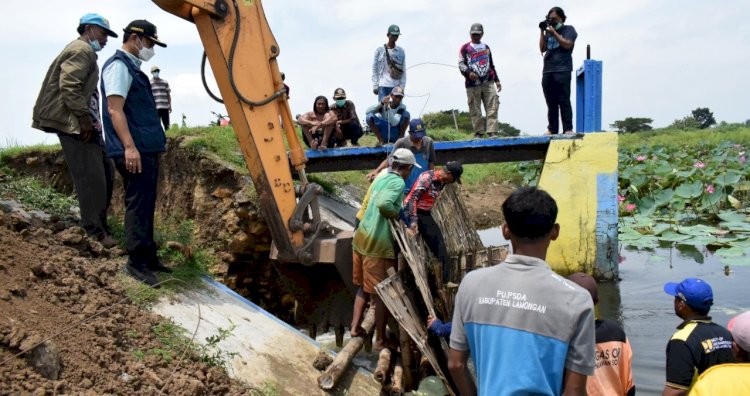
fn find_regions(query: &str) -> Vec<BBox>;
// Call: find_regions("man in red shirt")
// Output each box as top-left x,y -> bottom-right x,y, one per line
402,161 -> 463,286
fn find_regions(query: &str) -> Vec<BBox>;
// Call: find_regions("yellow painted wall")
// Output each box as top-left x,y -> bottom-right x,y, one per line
537,132 -> 618,275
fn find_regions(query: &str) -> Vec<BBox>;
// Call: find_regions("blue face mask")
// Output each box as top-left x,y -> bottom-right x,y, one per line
89,39 -> 102,52
555,22 -> 563,30
87,30 -> 102,52
335,99 -> 346,107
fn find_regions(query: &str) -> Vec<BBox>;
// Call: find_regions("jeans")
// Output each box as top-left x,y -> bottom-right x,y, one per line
57,132 -> 113,238
114,153 -> 160,270
542,72 -> 573,133
366,111 -> 410,144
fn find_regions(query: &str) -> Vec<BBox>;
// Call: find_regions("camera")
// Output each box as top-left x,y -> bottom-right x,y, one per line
538,18 -> 552,31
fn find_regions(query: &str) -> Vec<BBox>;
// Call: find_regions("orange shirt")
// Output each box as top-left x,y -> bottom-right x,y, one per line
587,320 -> 635,396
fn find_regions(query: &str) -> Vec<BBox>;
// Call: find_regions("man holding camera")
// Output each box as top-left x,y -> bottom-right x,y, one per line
539,7 -> 577,135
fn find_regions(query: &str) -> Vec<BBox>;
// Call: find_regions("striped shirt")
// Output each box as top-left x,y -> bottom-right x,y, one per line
149,77 -> 171,110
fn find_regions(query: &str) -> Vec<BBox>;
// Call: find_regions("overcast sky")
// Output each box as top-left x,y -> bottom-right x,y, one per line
2,0 -> 748,147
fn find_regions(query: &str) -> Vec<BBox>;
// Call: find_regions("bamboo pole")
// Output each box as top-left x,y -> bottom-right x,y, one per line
317,307 -> 375,390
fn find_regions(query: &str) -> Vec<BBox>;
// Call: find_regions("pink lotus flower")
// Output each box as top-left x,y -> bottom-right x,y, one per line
618,194 -> 627,202
636,155 -> 647,162
735,144 -> 742,148
625,203 -> 636,212
741,156 -> 746,164
693,161 -> 705,168
706,185 -> 715,194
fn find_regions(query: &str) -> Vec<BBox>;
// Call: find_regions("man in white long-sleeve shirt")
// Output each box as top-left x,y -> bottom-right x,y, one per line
371,24 -> 406,101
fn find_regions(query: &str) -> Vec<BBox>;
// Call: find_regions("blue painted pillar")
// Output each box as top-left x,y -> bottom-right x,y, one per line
575,59 -> 603,133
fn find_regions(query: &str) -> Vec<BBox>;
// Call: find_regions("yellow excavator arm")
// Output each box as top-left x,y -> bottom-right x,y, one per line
152,0 -> 350,267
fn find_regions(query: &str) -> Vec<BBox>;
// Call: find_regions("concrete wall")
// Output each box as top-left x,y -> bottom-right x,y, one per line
538,132 -> 619,280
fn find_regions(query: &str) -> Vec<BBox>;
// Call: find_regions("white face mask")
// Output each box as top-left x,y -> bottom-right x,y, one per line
136,37 -> 155,62
152,72 -> 160,78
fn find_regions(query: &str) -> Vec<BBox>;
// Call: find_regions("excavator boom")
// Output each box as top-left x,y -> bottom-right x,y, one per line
152,0 -> 351,267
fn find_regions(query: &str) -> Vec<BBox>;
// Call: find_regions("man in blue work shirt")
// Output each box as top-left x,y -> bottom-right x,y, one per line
366,118 -> 436,194
102,20 -> 169,287
449,187 -> 595,396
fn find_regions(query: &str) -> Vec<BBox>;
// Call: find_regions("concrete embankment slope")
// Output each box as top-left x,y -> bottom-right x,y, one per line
152,278 -> 379,395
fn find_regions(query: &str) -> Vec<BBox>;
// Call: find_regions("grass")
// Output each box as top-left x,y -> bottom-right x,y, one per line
128,319 -> 239,369
0,143 -> 60,161
0,175 -> 77,217
113,214 -> 216,308
619,125 -> 750,148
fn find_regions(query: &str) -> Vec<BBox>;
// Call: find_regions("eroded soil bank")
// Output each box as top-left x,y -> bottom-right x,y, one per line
0,138 -> 512,393
0,211 -> 252,394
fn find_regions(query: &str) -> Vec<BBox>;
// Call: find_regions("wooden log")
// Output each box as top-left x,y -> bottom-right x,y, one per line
335,325 -> 344,347
375,268 -> 456,396
317,307 -> 375,390
374,348 -> 392,383
391,358 -> 404,395
399,325 -> 414,391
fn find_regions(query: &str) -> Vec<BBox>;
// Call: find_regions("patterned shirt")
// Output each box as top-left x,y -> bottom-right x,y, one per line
458,41 -> 499,88
403,170 -> 445,225
150,77 -> 171,110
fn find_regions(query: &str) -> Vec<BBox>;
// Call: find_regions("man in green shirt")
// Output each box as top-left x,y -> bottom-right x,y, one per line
351,148 -> 420,350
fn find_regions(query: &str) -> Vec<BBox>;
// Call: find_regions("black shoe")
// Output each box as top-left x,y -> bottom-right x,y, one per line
149,260 -> 173,274
124,263 -> 160,287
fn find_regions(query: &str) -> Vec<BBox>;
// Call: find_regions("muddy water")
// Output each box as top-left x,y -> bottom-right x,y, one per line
479,228 -> 750,395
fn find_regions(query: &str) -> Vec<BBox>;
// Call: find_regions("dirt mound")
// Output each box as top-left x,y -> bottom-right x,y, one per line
0,213 -> 250,395
462,183 -> 513,229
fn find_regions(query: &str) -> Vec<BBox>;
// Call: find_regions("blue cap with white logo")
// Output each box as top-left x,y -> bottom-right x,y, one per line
79,13 -> 118,38
664,278 -> 714,311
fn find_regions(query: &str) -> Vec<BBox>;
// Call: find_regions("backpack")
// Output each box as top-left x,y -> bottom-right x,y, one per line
384,45 -> 404,80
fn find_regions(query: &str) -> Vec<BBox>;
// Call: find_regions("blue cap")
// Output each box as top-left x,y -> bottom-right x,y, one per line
664,278 -> 713,311
409,118 -> 426,139
79,13 -> 118,38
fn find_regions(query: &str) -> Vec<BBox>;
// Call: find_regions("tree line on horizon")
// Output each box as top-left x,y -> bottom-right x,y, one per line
610,107 -> 750,133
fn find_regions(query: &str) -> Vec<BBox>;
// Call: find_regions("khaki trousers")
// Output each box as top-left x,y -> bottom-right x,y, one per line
466,81 -> 499,134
